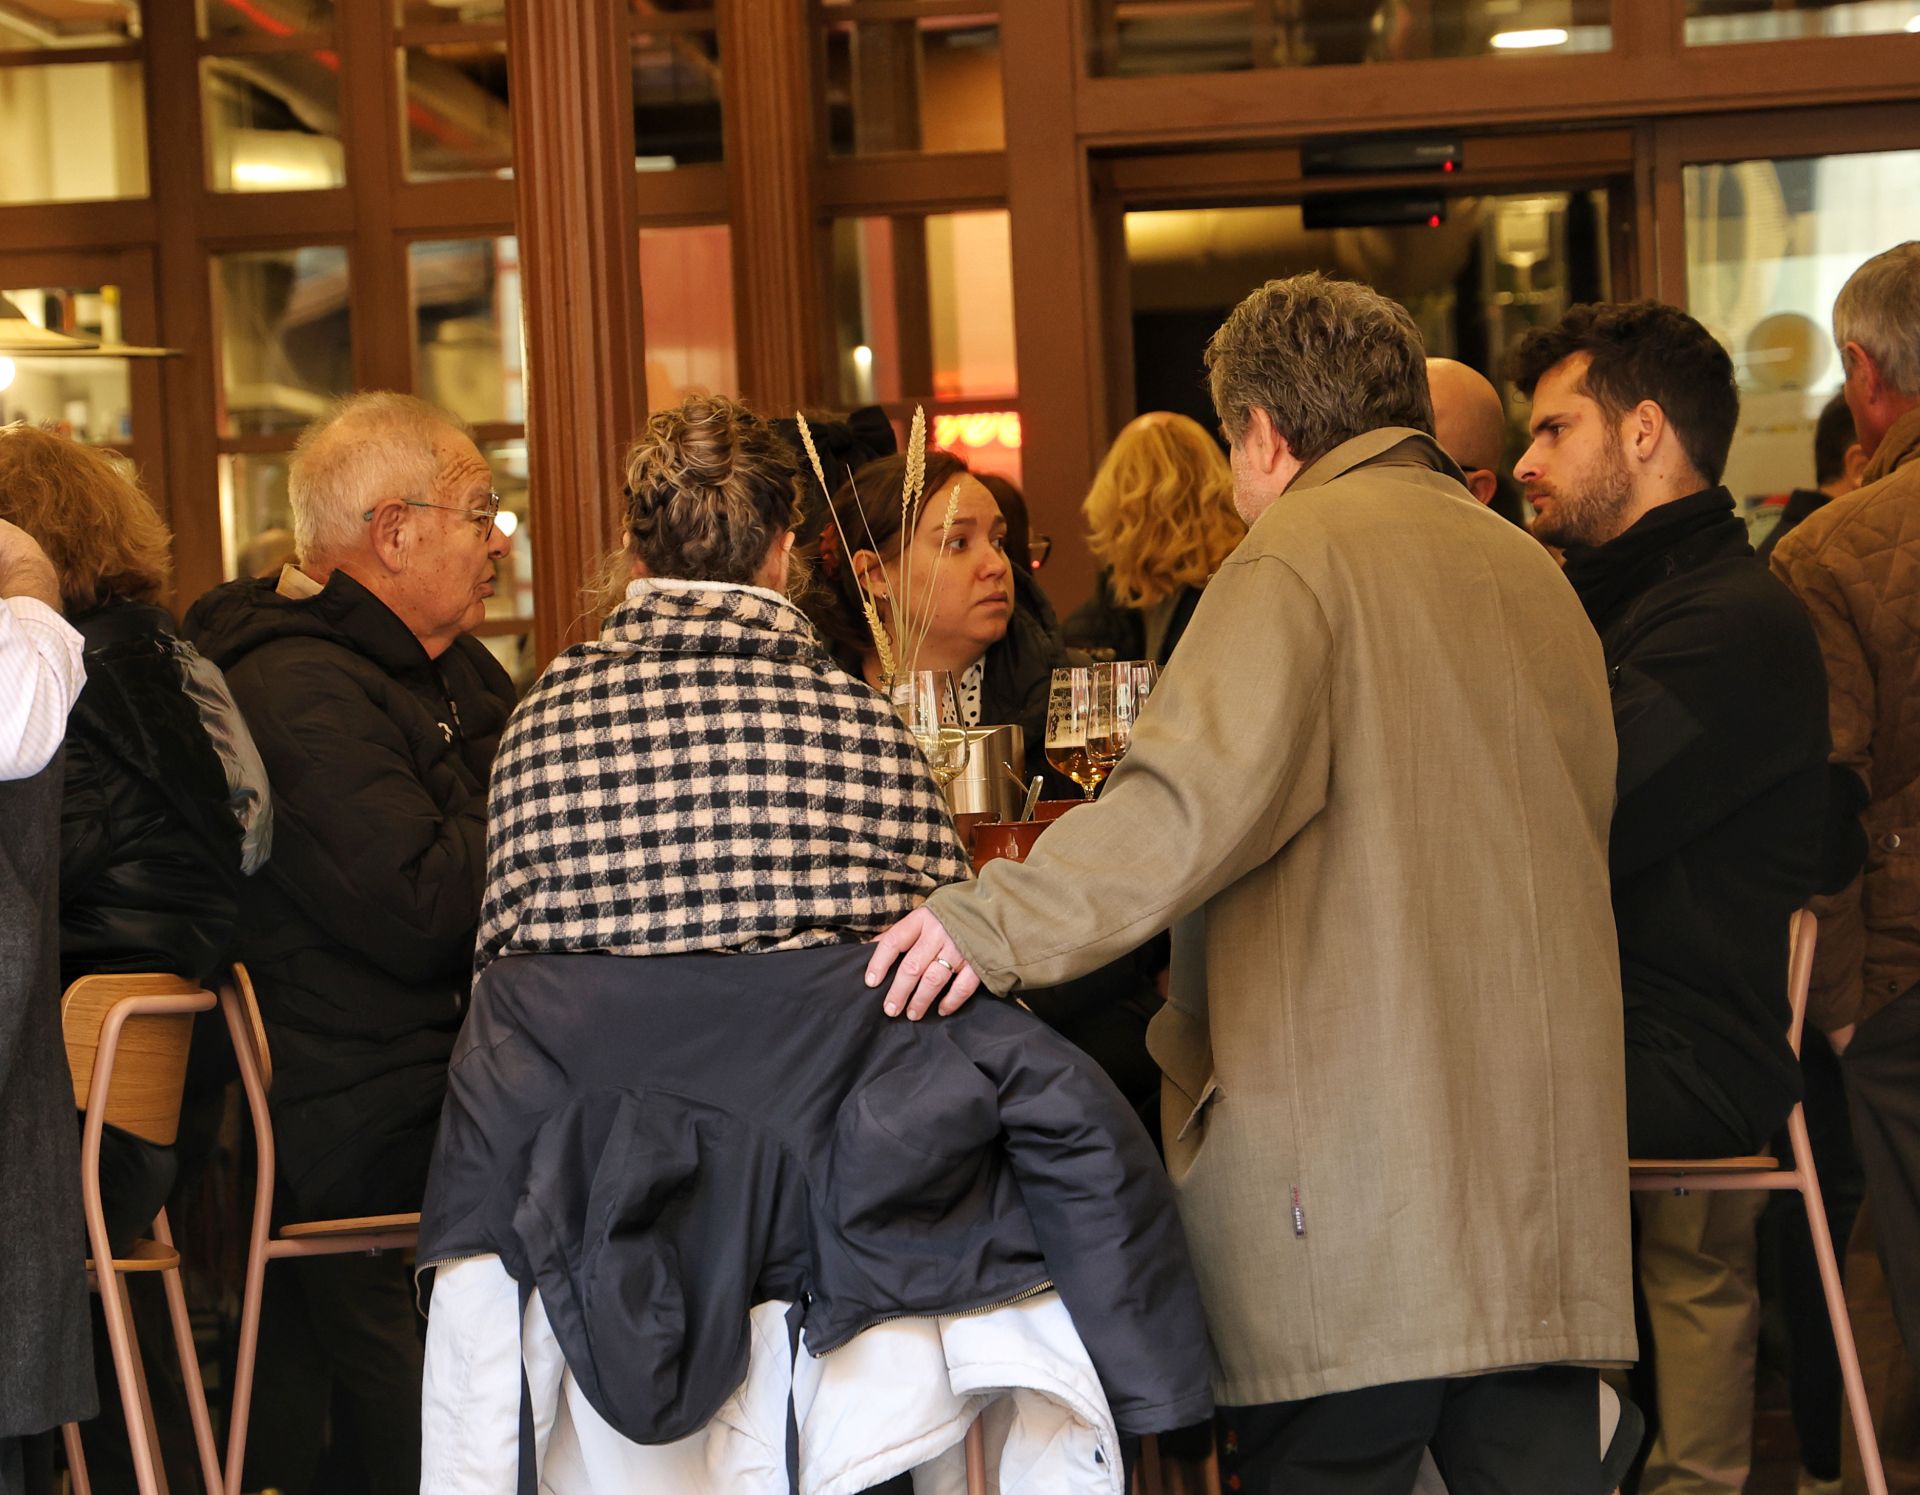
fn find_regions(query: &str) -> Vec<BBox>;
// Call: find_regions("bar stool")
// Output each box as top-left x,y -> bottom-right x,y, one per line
60,973 -> 224,1495
217,963 -> 420,1495
1629,909 -> 1888,1495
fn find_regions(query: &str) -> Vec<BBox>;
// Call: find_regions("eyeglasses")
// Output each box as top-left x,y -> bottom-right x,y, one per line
1027,534 -> 1053,570
362,492 -> 503,538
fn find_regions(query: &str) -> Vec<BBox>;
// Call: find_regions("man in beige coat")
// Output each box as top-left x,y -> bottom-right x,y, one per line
867,274 -> 1638,1492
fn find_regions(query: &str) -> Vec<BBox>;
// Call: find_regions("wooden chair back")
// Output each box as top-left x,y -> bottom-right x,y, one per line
62,974 -> 204,1146
228,962 -> 273,1094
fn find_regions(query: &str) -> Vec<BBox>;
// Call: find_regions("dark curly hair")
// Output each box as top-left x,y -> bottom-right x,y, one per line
619,395 -> 803,583
1512,301 -> 1739,486
800,449 -> 972,663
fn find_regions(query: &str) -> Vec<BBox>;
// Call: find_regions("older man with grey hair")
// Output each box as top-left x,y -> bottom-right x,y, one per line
866,273 -> 1639,1492
183,392 -> 515,1495
1771,240 -> 1920,1447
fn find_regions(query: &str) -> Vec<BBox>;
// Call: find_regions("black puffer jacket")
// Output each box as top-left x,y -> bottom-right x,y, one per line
417,944 -> 1215,1446
59,600 -> 263,989
183,571 -> 514,1220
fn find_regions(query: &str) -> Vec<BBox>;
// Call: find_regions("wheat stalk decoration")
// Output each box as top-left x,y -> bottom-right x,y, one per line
797,409 -> 902,683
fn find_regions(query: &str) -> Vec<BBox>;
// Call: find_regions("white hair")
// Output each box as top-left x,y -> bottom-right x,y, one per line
1834,241 -> 1920,398
288,392 -> 470,564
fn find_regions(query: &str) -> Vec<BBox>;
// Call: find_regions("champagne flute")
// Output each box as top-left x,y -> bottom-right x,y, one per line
892,670 -> 969,788
1045,666 -> 1107,801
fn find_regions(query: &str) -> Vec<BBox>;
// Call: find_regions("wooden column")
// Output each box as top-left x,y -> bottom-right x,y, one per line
507,0 -> 645,662
1002,0 -> 1105,614
719,0 -> 823,414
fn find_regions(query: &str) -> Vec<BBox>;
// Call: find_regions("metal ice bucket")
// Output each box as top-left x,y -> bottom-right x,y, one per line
944,723 -> 1026,819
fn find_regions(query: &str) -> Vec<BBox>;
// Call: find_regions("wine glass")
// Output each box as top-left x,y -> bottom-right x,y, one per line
892,670 -> 969,788
1045,666 -> 1107,801
1085,660 -> 1156,787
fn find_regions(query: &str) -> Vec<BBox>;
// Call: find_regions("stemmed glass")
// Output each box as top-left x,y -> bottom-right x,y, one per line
1046,666 -> 1104,801
892,670 -> 969,788
1085,661 -> 1156,785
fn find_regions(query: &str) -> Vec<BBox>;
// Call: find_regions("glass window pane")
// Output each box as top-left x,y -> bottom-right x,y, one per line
199,0 -> 331,40
476,436 -> 535,689
203,53 -> 346,192
638,225 -> 737,412
930,410 -> 1022,488
0,62 -> 147,204
0,1 -> 139,48
218,451 -> 296,581
1686,0 -> 1919,43
822,13 -> 1003,156
0,286 -> 134,442
633,30 -> 722,169
401,41 -> 511,181
831,210 -> 1017,406
410,237 -> 524,425
1087,0 -> 1611,76
1685,149 -> 1920,543
213,246 -> 353,437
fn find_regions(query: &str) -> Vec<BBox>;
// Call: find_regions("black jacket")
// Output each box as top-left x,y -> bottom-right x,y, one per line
59,601 -> 252,989
1562,488 -> 1832,1148
417,944 -> 1215,1445
1063,571 -> 1204,669
1754,487 -> 1832,567
978,599 -> 1074,797
183,572 -> 515,1219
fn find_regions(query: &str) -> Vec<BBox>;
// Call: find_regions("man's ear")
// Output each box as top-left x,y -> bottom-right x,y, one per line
1466,469 -> 1498,506
1844,341 -> 1886,406
1844,442 -> 1868,487
1625,399 -> 1668,464
365,502 -> 410,574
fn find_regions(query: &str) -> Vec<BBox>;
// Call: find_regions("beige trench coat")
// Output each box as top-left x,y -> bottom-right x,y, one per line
931,429 -> 1637,1406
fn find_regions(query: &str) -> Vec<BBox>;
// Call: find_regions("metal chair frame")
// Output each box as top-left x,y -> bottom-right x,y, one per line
217,964 -> 418,1495
1628,908 -> 1888,1495
60,975 -> 224,1495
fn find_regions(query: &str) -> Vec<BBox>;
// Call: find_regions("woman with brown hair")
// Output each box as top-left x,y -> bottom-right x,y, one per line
804,449 -> 1068,782
1064,411 -> 1245,666
0,423 -> 269,1494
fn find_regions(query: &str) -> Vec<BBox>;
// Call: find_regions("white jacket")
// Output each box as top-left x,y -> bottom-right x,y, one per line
423,1253 -> 1124,1495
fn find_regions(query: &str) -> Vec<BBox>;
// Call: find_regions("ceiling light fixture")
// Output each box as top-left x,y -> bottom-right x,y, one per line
1490,27 -> 1570,48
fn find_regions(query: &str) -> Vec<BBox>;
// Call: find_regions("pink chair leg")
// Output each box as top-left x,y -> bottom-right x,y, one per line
81,1141 -> 166,1493
220,985 -> 277,1495
151,1209 -> 225,1495
965,1412 -> 988,1495
62,1420 -> 92,1495
1792,1107 -> 1889,1495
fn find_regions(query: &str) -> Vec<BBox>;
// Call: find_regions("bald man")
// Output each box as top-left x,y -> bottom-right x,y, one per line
1427,357 -> 1508,507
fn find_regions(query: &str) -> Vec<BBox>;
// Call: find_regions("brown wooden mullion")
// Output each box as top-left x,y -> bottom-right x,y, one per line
394,22 -> 510,48
337,1 -> 409,395
143,0 -> 224,610
191,31 -> 334,58
0,44 -> 139,68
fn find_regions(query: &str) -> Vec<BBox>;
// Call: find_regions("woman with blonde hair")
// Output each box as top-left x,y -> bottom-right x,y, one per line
1065,411 -> 1245,666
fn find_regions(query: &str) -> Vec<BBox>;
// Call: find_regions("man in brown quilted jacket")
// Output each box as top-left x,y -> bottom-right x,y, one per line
1771,241 -> 1920,1466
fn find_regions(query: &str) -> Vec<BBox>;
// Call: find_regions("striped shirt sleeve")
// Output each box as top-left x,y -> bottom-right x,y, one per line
0,595 -> 85,781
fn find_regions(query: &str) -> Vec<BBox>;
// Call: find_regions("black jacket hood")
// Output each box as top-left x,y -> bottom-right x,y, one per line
185,570 -> 435,679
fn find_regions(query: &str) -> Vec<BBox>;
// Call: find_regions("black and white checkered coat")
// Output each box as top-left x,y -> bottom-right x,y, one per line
475,584 -> 970,970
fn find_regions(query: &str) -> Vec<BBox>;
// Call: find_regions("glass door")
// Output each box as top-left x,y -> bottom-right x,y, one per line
1663,109 -> 1920,550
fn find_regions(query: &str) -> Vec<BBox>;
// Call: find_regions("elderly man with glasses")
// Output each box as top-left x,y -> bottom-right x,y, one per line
183,392 -> 516,1495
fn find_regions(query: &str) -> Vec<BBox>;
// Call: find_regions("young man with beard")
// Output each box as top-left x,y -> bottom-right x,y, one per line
1515,301 -> 1835,1495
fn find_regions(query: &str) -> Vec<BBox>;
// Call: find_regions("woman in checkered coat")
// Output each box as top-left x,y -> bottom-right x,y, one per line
473,395 -> 971,970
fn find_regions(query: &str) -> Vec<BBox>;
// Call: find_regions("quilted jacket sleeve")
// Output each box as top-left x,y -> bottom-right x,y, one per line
1772,535 -> 1871,1031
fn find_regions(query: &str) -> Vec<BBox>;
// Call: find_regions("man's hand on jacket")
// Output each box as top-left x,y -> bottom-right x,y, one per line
866,905 -> 980,1019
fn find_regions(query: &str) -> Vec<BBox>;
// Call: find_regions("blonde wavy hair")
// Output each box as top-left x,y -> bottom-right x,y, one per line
0,423 -> 172,612
1083,412 -> 1243,609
